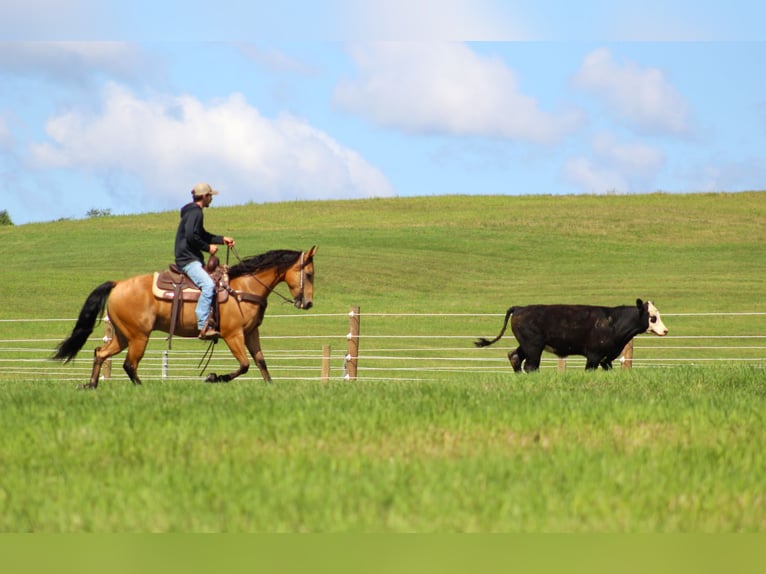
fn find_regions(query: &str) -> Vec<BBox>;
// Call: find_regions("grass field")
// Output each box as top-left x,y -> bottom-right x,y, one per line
0,192 -> 764,532
1,366 -> 764,532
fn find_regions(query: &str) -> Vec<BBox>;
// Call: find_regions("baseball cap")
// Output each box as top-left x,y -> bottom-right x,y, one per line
191,182 -> 219,198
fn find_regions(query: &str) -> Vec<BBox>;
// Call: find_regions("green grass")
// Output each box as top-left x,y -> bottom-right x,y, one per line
0,192 -> 765,531
1,366 -> 764,531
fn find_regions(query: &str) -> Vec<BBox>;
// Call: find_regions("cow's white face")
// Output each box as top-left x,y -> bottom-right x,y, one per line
646,301 -> 668,336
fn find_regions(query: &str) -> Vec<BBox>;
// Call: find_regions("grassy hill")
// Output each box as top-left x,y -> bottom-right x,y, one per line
3,191 -> 764,319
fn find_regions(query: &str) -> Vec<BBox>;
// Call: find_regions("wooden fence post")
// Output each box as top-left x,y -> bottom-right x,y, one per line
321,344 -> 331,384
344,306 -> 360,381
620,339 -> 634,369
101,317 -> 112,381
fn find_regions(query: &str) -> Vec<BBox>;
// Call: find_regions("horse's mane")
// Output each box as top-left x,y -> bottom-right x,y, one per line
228,249 -> 303,279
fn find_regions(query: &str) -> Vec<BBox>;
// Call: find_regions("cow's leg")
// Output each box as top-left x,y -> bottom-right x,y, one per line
508,347 -> 525,372
522,347 -> 542,372
600,360 -> 613,370
584,355 -> 601,370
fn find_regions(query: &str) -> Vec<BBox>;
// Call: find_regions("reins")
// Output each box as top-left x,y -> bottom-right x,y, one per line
197,339 -> 217,376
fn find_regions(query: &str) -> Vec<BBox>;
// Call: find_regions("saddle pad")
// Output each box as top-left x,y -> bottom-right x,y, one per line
152,272 -> 228,303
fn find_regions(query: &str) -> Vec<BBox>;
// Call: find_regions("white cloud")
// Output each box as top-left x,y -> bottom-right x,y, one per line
0,1 -> 106,40
334,42 -> 583,144
591,132 -> 665,176
574,47 -> 691,136
563,157 -> 628,194
0,0 -> 533,43
0,42 -> 154,85
234,43 -> 318,76
28,83 -> 394,210
563,132 -> 665,194
685,158 -> 766,192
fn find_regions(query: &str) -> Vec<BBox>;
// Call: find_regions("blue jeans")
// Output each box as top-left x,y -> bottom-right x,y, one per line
182,261 -> 215,330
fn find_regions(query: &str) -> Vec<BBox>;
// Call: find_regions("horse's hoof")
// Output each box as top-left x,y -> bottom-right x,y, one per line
77,383 -> 97,390
204,373 -> 229,383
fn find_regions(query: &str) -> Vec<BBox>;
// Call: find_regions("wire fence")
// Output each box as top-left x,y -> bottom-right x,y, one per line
1,311 -> 764,384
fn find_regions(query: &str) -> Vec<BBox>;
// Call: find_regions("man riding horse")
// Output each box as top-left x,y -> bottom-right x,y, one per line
174,182 -> 235,340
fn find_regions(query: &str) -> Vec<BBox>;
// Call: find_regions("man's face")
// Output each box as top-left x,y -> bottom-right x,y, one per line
202,193 -> 214,207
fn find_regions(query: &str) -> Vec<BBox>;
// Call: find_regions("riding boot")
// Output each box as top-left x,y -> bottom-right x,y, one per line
199,293 -> 220,341
198,318 -> 221,341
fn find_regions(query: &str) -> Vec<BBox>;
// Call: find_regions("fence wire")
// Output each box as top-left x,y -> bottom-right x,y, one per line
1,311 -> 764,383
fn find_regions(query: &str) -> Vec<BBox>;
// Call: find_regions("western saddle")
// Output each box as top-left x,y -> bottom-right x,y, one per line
153,255 -> 229,347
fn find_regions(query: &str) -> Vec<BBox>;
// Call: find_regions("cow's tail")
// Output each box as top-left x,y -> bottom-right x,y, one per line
474,306 -> 517,348
52,281 -> 116,363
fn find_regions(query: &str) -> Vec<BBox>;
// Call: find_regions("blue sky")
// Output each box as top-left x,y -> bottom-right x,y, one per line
2,1 -> 766,224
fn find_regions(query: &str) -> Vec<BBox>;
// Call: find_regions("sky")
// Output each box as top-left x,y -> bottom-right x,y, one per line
1,1 -> 766,224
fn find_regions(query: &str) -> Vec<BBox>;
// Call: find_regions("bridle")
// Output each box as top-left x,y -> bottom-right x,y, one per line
228,246 -> 309,306
281,250 -> 309,307
297,250 -> 307,293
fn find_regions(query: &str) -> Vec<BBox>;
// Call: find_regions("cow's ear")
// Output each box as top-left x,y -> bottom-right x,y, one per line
636,298 -> 644,309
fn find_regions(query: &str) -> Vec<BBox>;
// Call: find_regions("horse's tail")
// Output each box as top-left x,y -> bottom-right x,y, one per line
52,281 -> 116,363
474,306 -> 518,348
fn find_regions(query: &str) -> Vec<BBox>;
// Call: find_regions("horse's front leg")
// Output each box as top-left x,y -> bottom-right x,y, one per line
245,328 -> 272,384
205,333 -> 250,383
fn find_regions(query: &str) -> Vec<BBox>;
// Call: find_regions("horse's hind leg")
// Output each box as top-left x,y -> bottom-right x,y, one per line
81,331 -> 127,390
122,335 -> 150,385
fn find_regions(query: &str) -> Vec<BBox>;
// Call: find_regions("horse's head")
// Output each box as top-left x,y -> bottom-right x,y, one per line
286,246 -> 317,310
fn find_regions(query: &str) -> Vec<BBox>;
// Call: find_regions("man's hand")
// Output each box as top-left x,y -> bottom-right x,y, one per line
223,236 -> 235,247
209,244 -> 219,255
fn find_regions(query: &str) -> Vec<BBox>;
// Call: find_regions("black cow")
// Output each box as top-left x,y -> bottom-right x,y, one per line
475,299 -> 668,372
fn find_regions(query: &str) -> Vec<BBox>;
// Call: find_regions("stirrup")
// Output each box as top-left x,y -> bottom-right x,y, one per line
198,326 -> 220,342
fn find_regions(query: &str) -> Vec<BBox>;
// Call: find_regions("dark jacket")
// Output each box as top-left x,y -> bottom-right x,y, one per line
174,202 -> 223,267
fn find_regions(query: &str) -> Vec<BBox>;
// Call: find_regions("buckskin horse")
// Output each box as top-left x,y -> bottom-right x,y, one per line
53,247 -> 317,388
